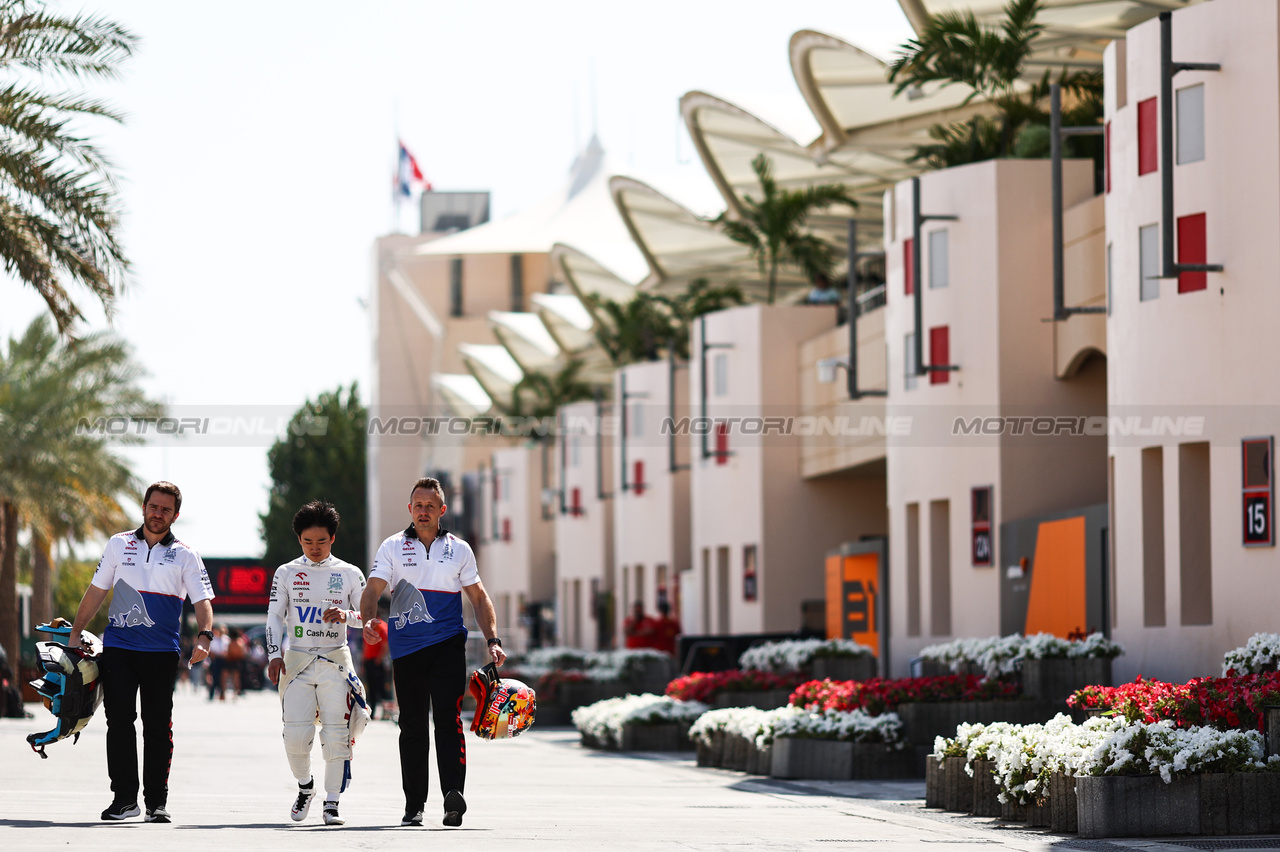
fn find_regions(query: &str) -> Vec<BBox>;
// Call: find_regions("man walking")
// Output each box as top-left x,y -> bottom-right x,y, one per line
265,500 -> 368,826
70,481 -> 214,823
360,477 -> 505,828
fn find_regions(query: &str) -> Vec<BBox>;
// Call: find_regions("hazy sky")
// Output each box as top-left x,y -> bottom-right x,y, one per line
3,0 -> 915,558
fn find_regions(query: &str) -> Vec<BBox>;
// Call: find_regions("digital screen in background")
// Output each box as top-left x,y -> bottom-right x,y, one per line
203,558 -> 271,611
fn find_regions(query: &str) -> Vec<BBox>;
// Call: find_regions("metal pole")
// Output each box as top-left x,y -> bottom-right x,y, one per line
699,315 -> 709,461
912,177 -> 925,376
1160,12 -> 1176,279
1051,83 -> 1065,322
847,218 -> 859,399
558,409 -> 567,515
619,371 -> 629,492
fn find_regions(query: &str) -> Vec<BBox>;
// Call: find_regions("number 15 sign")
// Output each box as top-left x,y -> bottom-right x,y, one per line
1243,437 -> 1274,547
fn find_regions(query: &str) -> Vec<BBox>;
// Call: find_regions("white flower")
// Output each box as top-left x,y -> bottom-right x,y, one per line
772,708 -> 904,747
571,693 -> 708,745
1222,632 -> 1280,675
918,633 -> 1123,678
737,638 -> 873,673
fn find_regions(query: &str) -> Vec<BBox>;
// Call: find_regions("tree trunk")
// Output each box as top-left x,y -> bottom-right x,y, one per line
768,258 -> 778,305
0,501 -> 18,668
32,532 -> 53,630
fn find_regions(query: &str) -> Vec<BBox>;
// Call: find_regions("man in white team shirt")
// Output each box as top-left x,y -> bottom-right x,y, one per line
265,500 -> 368,826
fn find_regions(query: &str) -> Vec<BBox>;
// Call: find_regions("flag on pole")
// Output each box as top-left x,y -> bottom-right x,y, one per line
397,140 -> 430,197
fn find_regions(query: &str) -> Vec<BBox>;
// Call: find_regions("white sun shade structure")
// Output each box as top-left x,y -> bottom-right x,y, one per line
608,175 -> 782,297
488,311 -> 561,374
434,373 -> 493,418
531,292 -> 615,385
407,136 -> 647,285
896,0 -> 1208,71
458,343 -> 523,413
551,241 -> 640,334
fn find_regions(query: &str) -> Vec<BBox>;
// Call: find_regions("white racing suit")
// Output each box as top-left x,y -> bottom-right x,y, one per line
265,555 -> 369,799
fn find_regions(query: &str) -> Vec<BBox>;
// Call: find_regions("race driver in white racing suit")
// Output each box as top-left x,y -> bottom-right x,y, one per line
266,500 -> 369,826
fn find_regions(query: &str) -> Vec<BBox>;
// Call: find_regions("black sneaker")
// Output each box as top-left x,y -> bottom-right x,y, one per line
401,808 -> 423,827
290,779 -> 316,822
322,802 -> 344,826
145,806 -> 171,823
101,801 -> 140,821
443,789 -> 466,827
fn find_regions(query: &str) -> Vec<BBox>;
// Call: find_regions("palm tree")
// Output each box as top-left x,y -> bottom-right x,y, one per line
0,316 -> 159,661
888,0 -> 1103,169
507,359 -> 595,426
0,1 -> 138,334
715,153 -> 857,305
584,278 -> 745,366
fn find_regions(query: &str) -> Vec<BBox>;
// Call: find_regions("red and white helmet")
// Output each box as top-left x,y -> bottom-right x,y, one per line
468,663 -> 536,740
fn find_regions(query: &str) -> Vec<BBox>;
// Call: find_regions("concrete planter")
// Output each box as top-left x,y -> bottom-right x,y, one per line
1076,774 -> 1201,838
925,756 -> 944,808
941,755 -> 973,812
750,742 -> 773,776
1199,772 -> 1280,835
849,743 -> 917,780
770,737 -> 854,780
618,722 -> 691,752
712,689 -> 793,710
808,656 -> 876,683
724,732 -> 752,771
1266,706 -> 1280,758
1026,799 -> 1050,827
1049,772 -> 1078,833
1021,658 -> 1112,706
999,799 -> 1026,822
971,759 -> 1002,817
896,700 -> 1058,746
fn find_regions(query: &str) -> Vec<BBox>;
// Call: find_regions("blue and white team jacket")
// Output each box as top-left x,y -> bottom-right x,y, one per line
92,527 -> 215,654
370,525 -> 478,659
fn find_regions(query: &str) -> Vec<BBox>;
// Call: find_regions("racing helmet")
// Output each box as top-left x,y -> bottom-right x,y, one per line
27,619 -> 104,759
468,662 -> 536,740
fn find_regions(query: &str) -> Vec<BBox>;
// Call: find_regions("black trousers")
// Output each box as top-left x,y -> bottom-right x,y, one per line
101,647 -> 179,809
391,633 -> 467,810
363,656 -> 386,716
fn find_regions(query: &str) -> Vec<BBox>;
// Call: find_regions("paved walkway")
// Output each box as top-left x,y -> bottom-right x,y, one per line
3,687 -> 1278,851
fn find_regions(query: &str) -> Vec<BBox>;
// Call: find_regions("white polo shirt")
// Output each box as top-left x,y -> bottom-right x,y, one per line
92,527 -> 214,653
370,525 -> 478,659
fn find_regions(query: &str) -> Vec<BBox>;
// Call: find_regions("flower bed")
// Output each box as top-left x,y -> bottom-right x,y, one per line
738,638 -> 874,674
1067,671 -> 1280,731
665,669 -> 806,705
512,647 -> 674,690
918,633 -> 1122,680
571,693 -> 707,750
790,674 -> 1021,716
1222,632 -> 1280,676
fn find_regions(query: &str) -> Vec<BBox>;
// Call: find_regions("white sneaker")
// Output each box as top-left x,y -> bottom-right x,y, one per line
323,802 -> 344,826
290,781 -> 315,822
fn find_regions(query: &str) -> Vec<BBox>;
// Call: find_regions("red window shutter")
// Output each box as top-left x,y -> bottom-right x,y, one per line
1104,121 -> 1111,194
571,486 -> 582,516
633,460 -> 645,496
929,325 -> 950,385
1138,98 -> 1158,176
502,518 -> 511,541
904,238 -> 915,296
1177,212 -> 1207,293
715,421 -> 729,465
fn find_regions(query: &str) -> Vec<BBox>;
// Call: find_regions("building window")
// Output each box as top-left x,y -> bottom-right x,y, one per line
510,253 -> 524,312
713,353 -> 728,396
929,325 -> 950,385
928,230 -> 948,289
1141,446 -> 1166,627
1104,121 -> 1111,194
906,502 -> 920,637
929,499 -> 951,636
903,238 -> 915,296
1137,97 -> 1158,176
1177,212 -> 1207,293
1176,84 -> 1205,165
1179,442 -> 1212,625
742,545 -> 758,602
904,333 -> 918,391
450,257 -> 463,317
1139,224 -> 1160,302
